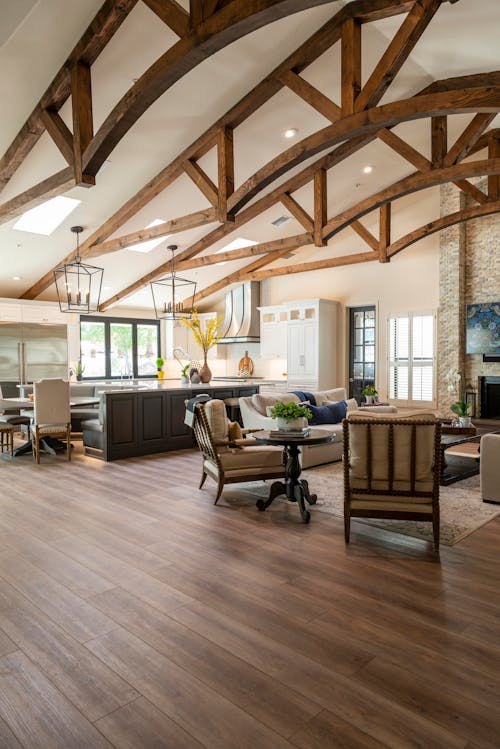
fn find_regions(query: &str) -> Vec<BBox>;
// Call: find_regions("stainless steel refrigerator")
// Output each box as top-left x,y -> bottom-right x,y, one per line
0,322 -> 68,385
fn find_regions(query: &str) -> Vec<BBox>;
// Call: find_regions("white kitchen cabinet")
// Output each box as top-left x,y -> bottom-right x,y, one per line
258,306 -> 287,358
286,299 -> 338,391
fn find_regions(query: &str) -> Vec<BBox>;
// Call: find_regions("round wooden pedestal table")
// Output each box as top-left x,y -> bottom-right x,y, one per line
253,429 -> 335,523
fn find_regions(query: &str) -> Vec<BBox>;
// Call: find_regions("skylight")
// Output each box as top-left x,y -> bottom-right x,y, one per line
127,219 -> 170,253
215,237 -> 258,265
13,196 -> 81,236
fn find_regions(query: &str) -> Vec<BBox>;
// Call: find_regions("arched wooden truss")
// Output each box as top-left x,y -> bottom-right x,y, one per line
4,0 -> 499,306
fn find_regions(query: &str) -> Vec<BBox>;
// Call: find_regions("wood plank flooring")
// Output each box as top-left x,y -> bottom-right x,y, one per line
0,440 -> 499,749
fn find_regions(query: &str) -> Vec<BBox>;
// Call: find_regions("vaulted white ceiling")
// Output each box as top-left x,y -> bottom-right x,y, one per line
0,0 -> 498,310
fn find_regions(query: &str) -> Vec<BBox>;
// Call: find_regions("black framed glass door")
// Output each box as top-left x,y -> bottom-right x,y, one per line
349,305 -> 376,402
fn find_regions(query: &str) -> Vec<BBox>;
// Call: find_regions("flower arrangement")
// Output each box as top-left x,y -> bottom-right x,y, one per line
181,310 -> 224,356
361,384 -> 378,397
269,401 -> 312,421
446,369 -> 472,421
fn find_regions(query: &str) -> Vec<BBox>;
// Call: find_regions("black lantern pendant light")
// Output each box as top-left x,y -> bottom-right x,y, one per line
53,226 -> 104,314
150,244 -> 196,320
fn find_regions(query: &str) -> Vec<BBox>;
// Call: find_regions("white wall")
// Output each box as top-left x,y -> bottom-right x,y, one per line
261,235 -> 439,400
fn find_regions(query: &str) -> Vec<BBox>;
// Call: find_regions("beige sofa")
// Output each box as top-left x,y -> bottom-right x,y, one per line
239,388 -> 398,468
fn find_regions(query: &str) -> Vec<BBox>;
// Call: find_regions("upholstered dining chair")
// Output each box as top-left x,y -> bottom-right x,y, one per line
31,378 -> 71,464
191,399 -> 286,504
343,414 -> 442,550
0,384 -> 31,431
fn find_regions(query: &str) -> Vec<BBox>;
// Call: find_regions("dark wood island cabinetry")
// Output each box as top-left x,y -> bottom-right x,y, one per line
82,383 -> 258,461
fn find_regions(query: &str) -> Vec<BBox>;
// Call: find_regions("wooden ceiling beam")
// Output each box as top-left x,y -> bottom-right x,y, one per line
217,126 -> 235,223
488,133 -> 500,200
323,158 -> 500,240
350,221 -> 379,251
354,0 -> 442,113
388,200 -> 500,258
279,70 -> 341,122
71,62 -> 95,187
341,17 -> 361,116
191,247 -> 295,305
377,124 -> 487,204
431,115 -> 447,168
443,113 -> 496,166
142,0 -> 190,37
39,110 -> 74,167
0,0 -> 139,188
468,128 -> 500,157
379,203 -> 391,262
0,168 -> 75,225
228,85 -> 500,213
314,168 -> 328,246
243,250 -> 379,281
85,208 -> 218,258
183,160 -> 219,206
280,194 -> 314,233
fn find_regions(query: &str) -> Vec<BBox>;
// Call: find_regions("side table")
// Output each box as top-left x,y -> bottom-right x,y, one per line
253,429 -> 335,523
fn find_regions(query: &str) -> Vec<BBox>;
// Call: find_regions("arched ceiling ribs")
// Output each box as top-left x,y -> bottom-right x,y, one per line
228,82 -> 500,213
0,0 -> 343,198
323,159 -> 500,240
387,201 -> 500,258
18,0 -> 427,300
81,0 -> 344,177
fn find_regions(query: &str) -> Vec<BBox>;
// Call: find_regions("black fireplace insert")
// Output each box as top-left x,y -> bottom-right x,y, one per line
479,376 -> 500,419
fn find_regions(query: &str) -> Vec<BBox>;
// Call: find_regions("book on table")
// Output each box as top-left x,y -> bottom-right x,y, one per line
269,427 -> 311,438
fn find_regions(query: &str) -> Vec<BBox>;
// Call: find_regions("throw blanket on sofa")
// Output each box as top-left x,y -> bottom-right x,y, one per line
291,390 -> 317,406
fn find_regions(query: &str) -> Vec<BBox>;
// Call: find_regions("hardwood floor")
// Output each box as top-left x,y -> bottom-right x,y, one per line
0,441 -> 499,749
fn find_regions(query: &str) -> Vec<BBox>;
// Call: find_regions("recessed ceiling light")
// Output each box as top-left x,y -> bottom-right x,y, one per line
127,219 -> 171,253
12,276 -> 22,281
13,196 -> 81,236
215,237 -> 258,265
284,128 -> 298,139
363,165 -> 373,174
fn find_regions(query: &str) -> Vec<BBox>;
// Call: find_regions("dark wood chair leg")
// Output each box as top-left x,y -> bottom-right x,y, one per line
433,508 -> 440,552
199,471 -> 207,489
67,428 -> 71,461
344,502 -> 350,543
214,477 -> 224,505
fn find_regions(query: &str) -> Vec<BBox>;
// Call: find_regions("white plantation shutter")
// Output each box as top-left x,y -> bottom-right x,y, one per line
389,315 -> 409,399
388,312 -> 435,405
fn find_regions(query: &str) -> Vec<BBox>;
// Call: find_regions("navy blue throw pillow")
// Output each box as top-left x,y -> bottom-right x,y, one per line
308,400 -> 347,425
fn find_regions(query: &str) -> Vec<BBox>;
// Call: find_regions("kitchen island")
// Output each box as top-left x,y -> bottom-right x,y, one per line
81,381 -> 260,461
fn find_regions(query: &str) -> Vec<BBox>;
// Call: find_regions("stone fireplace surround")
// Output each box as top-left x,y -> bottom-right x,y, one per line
438,180 -> 500,419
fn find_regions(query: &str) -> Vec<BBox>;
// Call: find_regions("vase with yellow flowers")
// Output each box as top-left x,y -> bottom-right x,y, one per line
182,311 -> 224,383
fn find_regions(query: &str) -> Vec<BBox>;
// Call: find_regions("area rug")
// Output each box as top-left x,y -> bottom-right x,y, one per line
244,462 -> 500,546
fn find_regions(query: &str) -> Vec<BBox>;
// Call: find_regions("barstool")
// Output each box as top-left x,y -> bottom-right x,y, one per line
0,423 -> 14,456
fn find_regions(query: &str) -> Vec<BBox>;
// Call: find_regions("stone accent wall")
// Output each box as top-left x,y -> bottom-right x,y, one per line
438,180 -> 500,417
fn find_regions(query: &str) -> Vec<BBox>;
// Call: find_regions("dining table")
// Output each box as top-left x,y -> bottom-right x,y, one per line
0,396 -> 100,457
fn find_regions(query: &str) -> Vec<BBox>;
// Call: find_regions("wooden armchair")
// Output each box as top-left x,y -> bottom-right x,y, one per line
192,399 -> 285,504
343,414 -> 442,550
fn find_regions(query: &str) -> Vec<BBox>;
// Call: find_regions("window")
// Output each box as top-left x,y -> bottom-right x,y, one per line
80,316 -> 160,379
388,311 -> 435,405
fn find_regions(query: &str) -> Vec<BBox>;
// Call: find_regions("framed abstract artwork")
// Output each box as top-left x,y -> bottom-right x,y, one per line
466,302 -> 500,355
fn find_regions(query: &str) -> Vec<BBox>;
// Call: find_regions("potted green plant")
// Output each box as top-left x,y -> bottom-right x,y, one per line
180,362 -> 190,385
362,384 -> 378,404
450,399 -> 472,428
156,356 -> 164,379
269,401 -> 312,431
74,359 -> 85,381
